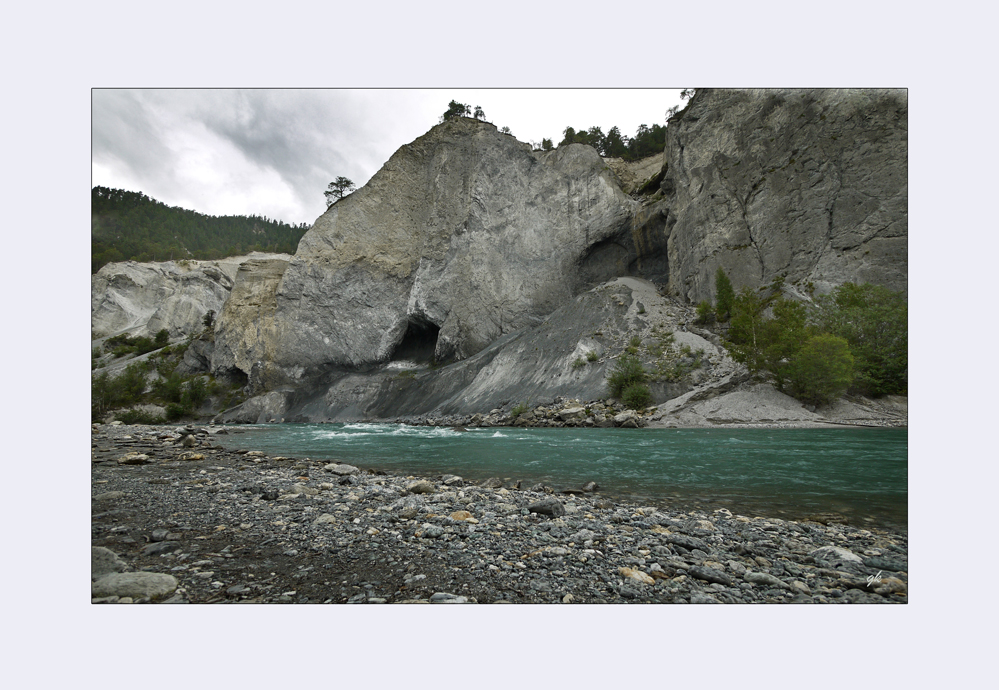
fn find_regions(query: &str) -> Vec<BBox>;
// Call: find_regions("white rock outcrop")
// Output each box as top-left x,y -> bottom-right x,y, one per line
91,252 -> 291,341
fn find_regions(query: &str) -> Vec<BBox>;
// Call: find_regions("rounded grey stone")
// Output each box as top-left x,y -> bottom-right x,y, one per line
92,547 -> 129,581
92,572 -> 179,600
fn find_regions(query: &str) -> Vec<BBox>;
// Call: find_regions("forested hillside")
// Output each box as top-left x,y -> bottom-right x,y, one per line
92,187 -> 309,273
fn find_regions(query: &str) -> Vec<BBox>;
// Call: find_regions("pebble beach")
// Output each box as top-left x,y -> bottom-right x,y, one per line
91,422 -> 908,604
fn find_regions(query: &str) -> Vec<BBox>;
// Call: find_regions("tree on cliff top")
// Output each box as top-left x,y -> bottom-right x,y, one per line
325,177 -> 355,207
440,100 -> 471,122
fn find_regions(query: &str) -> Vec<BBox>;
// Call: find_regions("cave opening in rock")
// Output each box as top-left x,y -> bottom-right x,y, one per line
391,317 -> 440,363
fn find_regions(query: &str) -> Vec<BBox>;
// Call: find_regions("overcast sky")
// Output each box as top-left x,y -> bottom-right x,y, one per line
92,89 -> 684,226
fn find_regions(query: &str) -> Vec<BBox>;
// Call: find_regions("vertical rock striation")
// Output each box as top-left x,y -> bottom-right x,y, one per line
658,88 -> 907,302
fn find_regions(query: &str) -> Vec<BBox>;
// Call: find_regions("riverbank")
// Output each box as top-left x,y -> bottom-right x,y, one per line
91,422 -> 908,604
291,383 -> 907,431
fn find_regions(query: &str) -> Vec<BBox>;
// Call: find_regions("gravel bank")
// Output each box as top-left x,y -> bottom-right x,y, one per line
91,422 -> 908,604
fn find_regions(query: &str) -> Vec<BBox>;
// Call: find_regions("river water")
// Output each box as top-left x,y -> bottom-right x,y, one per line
216,424 -> 908,530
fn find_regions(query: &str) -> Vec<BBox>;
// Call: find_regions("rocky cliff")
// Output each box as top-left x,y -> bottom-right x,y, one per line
656,88 -> 907,302
210,118 -> 667,390
91,252 -> 292,341
94,89 -> 907,424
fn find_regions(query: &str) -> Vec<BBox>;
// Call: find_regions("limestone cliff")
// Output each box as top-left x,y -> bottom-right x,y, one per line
211,118 -> 647,390
657,88 -> 907,302
91,252 -> 292,341
94,90 -> 907,424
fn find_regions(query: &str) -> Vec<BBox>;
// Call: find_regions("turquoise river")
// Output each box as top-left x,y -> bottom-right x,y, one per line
216,424 -> 907,530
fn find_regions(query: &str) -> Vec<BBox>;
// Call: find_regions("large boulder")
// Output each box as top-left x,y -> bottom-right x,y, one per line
659,88 -> 907,302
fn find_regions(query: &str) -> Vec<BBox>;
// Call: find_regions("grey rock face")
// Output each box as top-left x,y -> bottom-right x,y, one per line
210,257 -> 291,389
660,89 -> 907,302
213,118 -> 638,390
91,253 -> 290,341
217,276 -> 725,422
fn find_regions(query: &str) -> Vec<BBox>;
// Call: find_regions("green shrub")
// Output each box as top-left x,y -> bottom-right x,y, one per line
511,401 -> 531,417
607,355 -> 648,397
715,268 -> 735,321
629,335 -> 643,348
785,334 -> 854,406
572,357 -> 586,369
621,383 -> 653,410
182,377 -> 208,409
153,371 -> 185,403
116,408 -> 166,425
586,350 -> 599,362
154,329 -> 170,347
165,402 -> 189,421
695,301 -> 715,325
812,283 -> 907,397
91,362 -> 149,422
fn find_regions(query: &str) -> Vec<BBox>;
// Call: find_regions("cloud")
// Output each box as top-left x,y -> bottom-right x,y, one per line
91,89 -> 684,226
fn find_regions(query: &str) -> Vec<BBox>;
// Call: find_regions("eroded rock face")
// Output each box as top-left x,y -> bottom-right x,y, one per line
210,257 -> 290,390
91,253 -> 292,340
659,88 -> 907,302
216,118 -> 639,390
217,277 -> 731,422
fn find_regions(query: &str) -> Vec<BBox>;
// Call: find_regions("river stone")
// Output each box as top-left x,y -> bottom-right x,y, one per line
313,514 -> 338,525
527,497 -> 566,517
449,511 -> 474,521
179,452 -> 205,461
93,491 -> 127,503
117,453 -> 151,465
665,533 -> 710,552
92,547 -> 129,581
479,477 -> 504,489
863,555 -> 907,572
688,566 -> 734,587
558,407 -> 586,421
325,463 -> 359,476
406,480 -> 435,494
92,572 -> 179,600
789,580 -> 812,595
141,541 -> 180,557
690,592 -> 720,604
430,592 -> 470,603
873,576 -> 907,596
619,567 -> 654,585
744,571 -> 791,589
420,524 -> 445,539
810,545 -> 864,568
